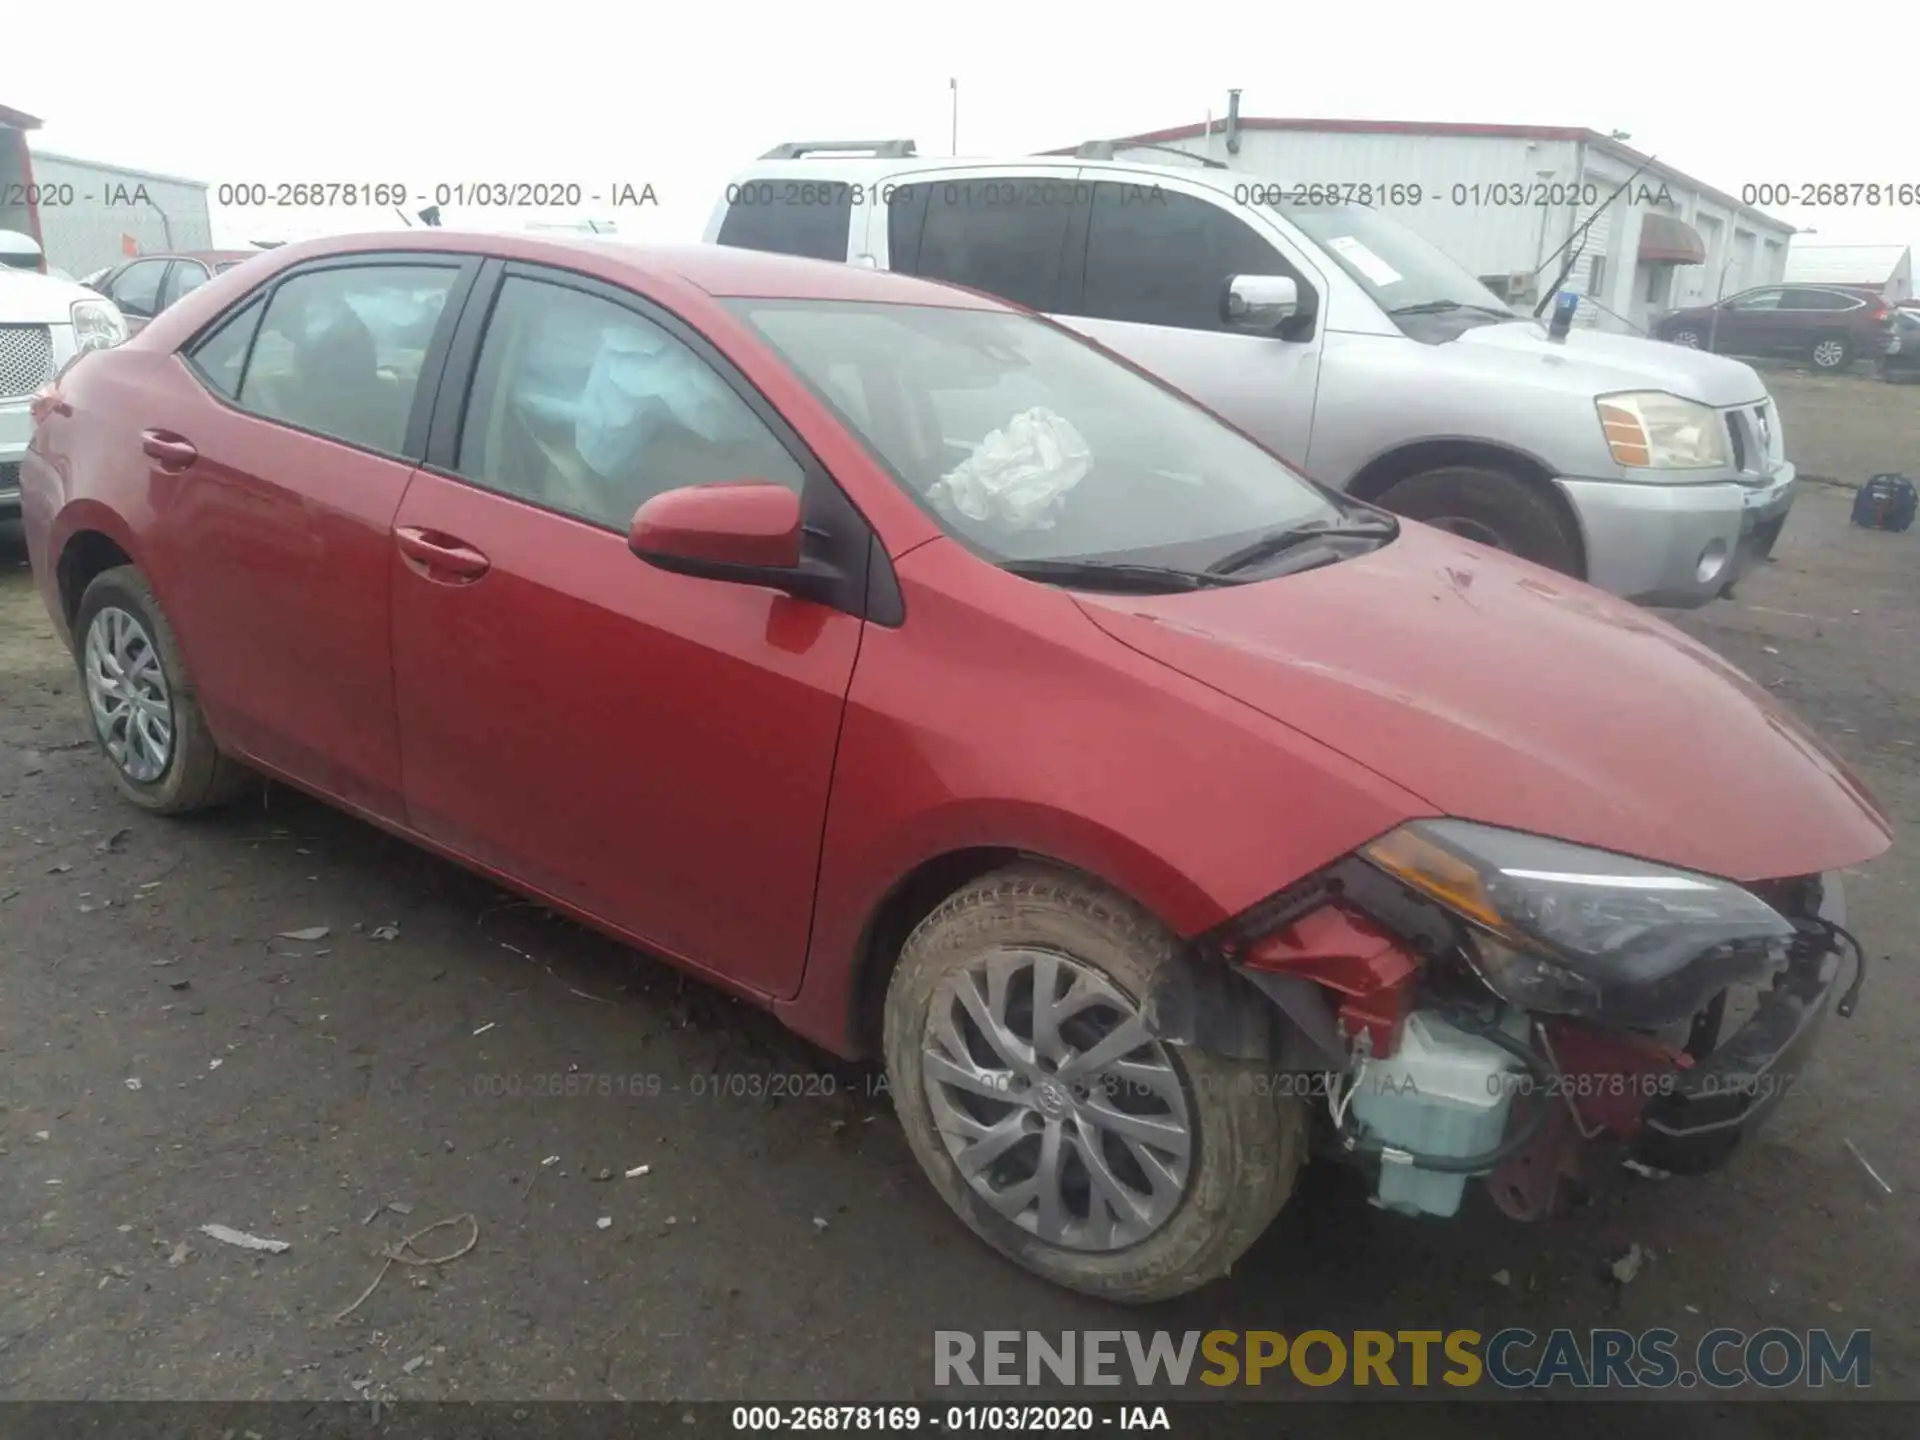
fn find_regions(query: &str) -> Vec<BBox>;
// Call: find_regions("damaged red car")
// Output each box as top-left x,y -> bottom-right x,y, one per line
19,233 -> 1893,1302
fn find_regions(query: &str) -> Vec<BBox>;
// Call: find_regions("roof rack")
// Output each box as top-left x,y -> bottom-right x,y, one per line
759,139 -> 918,160
1071,139 -> 1230,170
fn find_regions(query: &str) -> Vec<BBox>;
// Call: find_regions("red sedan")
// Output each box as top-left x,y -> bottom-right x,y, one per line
19,233 -> 1892,1301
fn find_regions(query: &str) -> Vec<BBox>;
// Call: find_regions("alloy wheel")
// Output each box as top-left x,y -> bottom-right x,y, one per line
1812,339 -> 1848,369
84,606 -> 174,783
1672,330 -> 1703,348
921,947 -> 1193,1251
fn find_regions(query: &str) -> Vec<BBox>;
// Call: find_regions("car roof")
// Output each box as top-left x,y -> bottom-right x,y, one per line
243,230 -> 1016,309
119,249 -> 261,266
732,153 -> 1233,191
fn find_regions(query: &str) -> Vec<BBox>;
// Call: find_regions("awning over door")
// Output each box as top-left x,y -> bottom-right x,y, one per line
1640,213 -> 1707,265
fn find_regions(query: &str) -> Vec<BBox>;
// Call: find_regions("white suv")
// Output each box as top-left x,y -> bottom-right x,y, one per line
705,141 -> 1797,609
2,231 -> 129,517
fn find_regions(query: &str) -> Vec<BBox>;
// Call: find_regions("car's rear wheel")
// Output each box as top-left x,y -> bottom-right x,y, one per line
882,863 -> 1305,1303
1669,327 -> 1705,349
74,566 -> 252,814
1376,465 -> 1582,576
1810,333 -> 1854,371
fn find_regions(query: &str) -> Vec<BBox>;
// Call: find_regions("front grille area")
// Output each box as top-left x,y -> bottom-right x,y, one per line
1726,411 -> 1746,471
0,323 -> 55,398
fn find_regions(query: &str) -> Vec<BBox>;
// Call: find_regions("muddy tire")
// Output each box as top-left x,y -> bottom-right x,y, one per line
1377,465 -> 1582,576
882,862 -> 1306,1303
73,566 -> 253,815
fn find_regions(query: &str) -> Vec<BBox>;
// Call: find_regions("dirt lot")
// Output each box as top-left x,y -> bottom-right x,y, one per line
1,437 -> 1916,1419
1760,363 -> 1920,485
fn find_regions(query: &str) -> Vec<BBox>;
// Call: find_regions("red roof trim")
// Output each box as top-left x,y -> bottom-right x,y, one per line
1041,117 -> 1788,231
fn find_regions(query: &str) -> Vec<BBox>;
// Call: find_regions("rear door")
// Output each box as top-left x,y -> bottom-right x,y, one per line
151,252 -> 475,819
387,262 -> 866,997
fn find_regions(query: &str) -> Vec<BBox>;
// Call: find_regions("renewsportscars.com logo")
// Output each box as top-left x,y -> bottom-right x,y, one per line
934,1328 -> 1872,1391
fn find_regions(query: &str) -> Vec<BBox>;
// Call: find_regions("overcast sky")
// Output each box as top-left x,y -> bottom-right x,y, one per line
10,0 -> 1917,255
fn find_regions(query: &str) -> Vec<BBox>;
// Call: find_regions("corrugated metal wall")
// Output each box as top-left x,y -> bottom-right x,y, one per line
28,152 -> 213,276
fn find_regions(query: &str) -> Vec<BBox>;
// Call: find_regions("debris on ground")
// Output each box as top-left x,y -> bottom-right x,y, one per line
31,1130 -> 49,1142
96,828 -> 132,853
370,923 -> 401,941
47,862 -> 71,874
166,1241 -> 192,1267
1844,1138 -> 1895,1195
812,1217 -> 829,1233
275,926 -> 331,942
124,1078 -> 142,1091
332,1213 -> 479,1324
1608,1243 -> 1646,1285
402,1355 -> 426,1375
388,1200 -> 415,1216
1491,1269 -> 1512,1287
541,1155 -> 560,1168
208,1058 -> 223,1071
1622,1158 -> 1671,1180
624,1164 -> 650,1179
591,1168 -> 613,1182
596,1217 -> 612,1230
200,1223 -> 291,1254
472,1022 -> 495,1037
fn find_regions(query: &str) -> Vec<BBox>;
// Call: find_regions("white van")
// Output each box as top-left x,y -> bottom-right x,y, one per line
704,141 -> 1797,608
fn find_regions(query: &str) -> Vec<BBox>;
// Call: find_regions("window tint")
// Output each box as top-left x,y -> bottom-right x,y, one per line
908,177 -> 1074,311
456,276 -> 804,530
164,262 -> 211,307
1779,288 -> 1860,311
716,185 -> 852,262
109,260 -> 169,317
1079,184 -> 1298,332
236,264 -> 456,454
186,296 -> 265,400
1729,289 -> 1782,311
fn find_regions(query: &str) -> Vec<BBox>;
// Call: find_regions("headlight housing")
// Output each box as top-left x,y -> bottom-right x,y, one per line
1597,391 -> 1730,471
71,298 -> 128,353
1361,820 -> 1794,1025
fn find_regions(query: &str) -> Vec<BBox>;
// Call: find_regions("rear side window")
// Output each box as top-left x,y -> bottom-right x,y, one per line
1779,288 -> 1861,311
164,262 -> 211,308
716,181 -> 852,261
109,259 -> 170,319
186,296 -> 265,399
236,264 -> 458,455
1076,184 -> 1302,333
905,178 -> 1073,311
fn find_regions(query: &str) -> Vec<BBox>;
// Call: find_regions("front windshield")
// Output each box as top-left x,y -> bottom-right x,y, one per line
727,299 -> 1345,568
1279,203 -> 1520,333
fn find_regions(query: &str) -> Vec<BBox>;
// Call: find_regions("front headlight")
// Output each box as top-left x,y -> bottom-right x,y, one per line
71,298 -> 128,353
1361,820 -> 1794,1024
1596,390 -> 1730,470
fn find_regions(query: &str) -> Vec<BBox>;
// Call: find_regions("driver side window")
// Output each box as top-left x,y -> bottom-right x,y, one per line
455,276 -> 805,531
1071,183 -> 1313,334
1729,289 -> 1783,311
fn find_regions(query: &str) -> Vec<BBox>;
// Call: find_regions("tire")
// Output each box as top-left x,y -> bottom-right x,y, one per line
1809,333 -> 1853,372
883,862 -> 1306,1303
1375,465 -> 1582,575
73,566 -> 252,815
1668,327 -> 1704,349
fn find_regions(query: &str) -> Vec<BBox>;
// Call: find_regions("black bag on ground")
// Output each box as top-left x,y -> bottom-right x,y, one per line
1851,474 -> 1917,532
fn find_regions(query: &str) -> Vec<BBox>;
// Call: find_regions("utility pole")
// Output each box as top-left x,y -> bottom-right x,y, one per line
950,78 -> 958,156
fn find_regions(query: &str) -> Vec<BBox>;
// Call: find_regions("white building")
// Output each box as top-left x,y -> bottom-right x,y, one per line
1051,116 -> 1796,334
1781,244 -> 1911,303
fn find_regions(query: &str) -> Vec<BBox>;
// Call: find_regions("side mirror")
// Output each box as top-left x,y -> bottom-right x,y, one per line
629,479 -> 804,582
1222,274 -> 1300,332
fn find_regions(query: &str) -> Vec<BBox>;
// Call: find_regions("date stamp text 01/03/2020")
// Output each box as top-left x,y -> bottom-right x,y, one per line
207,182 -> 660,209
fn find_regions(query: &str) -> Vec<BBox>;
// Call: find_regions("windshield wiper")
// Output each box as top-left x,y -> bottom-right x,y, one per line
1205,516 -> 1399,577
1001,558 -> 1247,593
1389,299 -> 1514,319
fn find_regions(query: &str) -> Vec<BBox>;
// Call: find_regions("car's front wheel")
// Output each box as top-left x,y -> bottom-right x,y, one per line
1668,326 -> 1705,349
74,566 -> 253,814
883,863 -> 1305,1303
1376,465 -> 1582,576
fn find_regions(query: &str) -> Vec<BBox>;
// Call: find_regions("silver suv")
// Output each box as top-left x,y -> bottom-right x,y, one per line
705,142 -> 1797,608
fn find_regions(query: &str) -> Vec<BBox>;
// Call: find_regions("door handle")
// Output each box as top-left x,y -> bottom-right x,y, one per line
396,525 -> 491,581
141,430 -> 198,469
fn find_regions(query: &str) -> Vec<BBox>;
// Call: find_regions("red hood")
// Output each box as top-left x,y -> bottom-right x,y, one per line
1076,524 -> 1892,883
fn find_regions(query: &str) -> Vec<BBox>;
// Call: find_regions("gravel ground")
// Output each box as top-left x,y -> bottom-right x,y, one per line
0,477 -> 1914,1420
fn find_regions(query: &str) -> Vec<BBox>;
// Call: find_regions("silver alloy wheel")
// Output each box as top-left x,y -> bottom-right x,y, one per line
83,605 -> 174,783
1672,329 -> 1702,348
1812,338 -> 1848,369
921,946 -> 1193,1251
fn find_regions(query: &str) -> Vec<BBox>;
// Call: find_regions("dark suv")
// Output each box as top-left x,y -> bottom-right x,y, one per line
1653,284 -> 1893,372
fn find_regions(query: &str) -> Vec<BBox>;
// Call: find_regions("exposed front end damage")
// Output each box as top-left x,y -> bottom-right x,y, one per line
1152,836 -> 1867,1224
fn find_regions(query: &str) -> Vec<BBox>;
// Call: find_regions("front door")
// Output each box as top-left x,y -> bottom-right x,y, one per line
1713,287 -> 1785,355
389,265 -> 863,997
147,254 -> 470,819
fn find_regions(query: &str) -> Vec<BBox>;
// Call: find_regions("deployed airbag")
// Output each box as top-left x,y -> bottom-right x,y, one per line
931,408 -> 1091,531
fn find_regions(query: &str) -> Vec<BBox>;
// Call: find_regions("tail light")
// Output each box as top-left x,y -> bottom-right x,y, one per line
1871,304 -> 1889,323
